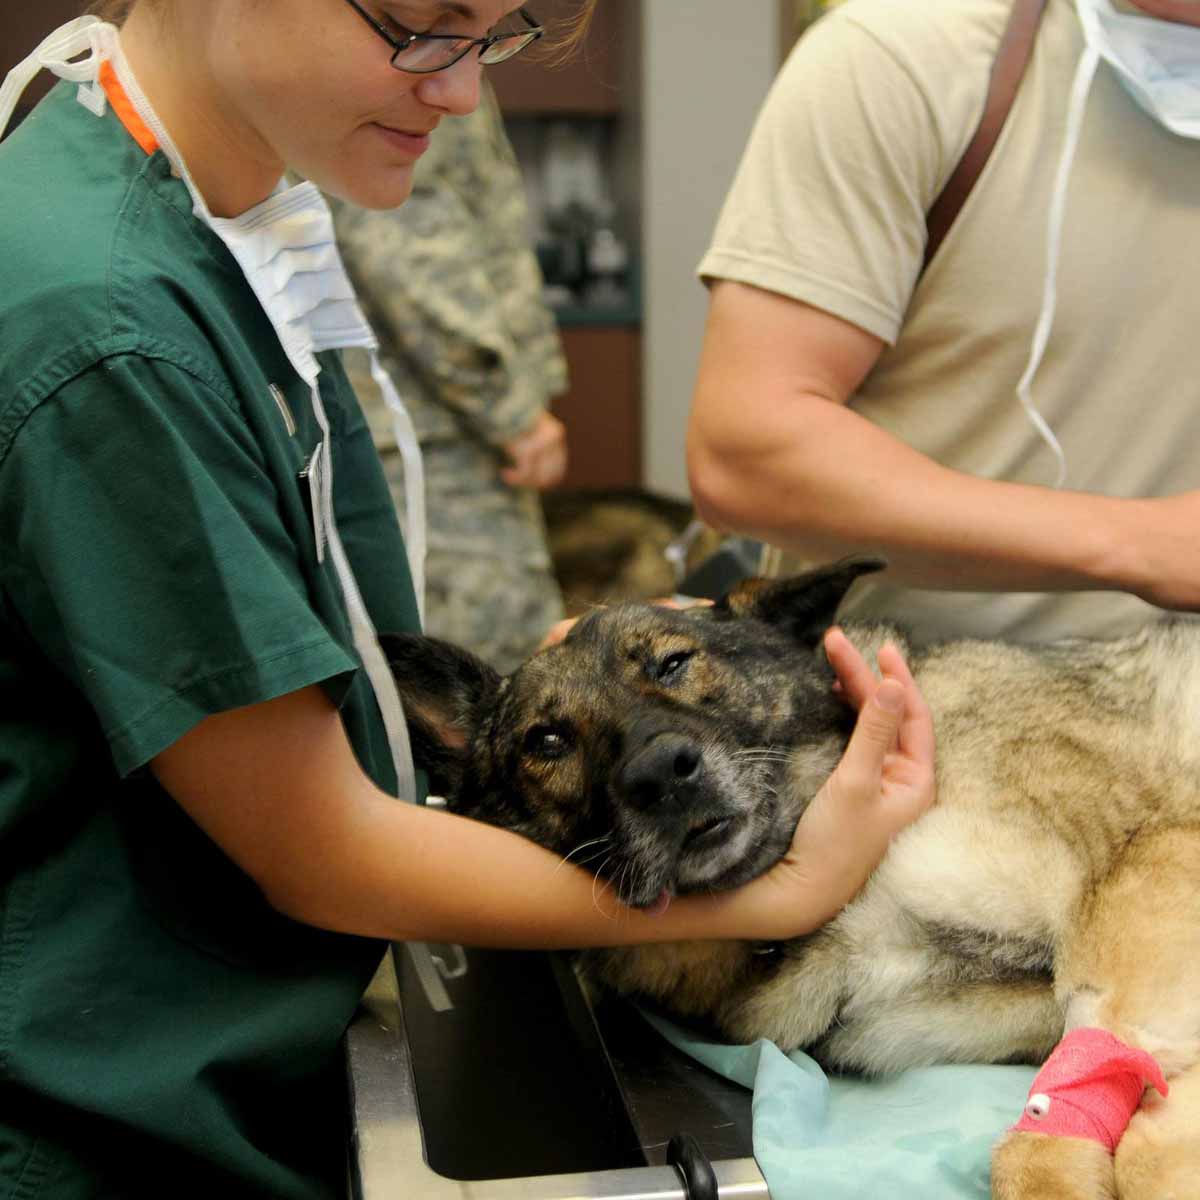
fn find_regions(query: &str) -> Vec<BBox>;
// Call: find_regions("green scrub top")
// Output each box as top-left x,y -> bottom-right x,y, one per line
0,82 -> 424,1197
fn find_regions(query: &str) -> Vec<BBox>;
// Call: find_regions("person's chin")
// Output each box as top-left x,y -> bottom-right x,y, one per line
331,165 -> 415,211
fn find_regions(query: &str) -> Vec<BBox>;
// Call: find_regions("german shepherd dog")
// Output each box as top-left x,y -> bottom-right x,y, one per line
384,559 -> 1200,1198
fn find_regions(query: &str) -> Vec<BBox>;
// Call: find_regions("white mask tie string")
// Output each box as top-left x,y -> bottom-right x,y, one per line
1014,44 -> 1100,490
0,17 -> 111,136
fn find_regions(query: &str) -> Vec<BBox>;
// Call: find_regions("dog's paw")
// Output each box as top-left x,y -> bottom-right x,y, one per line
991,1130 -> 1116,1200
1115,1070 -> 1200,1200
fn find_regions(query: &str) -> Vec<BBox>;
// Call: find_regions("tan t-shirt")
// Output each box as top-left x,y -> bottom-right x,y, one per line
699,0 -> 1200,643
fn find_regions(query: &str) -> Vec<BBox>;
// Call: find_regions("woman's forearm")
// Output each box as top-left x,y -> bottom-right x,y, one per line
269,645 -> 931,950
157,675 -> 924,952
268,792 -> 844,948
156,686 -> 849,948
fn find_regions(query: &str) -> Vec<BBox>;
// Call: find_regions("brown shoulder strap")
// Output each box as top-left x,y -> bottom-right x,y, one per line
922,0 -> 1048,274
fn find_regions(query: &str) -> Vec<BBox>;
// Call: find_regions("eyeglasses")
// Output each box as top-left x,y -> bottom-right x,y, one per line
343,1 -> 544,74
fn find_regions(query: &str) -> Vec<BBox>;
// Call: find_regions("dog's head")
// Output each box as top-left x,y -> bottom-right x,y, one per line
384,558 -> 883,910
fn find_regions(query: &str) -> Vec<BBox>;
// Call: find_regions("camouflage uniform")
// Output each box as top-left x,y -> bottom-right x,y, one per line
332,83 -> 568,674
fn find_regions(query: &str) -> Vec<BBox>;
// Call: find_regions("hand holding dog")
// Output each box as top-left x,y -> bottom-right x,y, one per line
821,627 -> 935,833
748,628 -> 935,938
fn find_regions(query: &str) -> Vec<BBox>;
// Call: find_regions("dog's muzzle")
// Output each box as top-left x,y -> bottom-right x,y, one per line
616,732 -> 705,813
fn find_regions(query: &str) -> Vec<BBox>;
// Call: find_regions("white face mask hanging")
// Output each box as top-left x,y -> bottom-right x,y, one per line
1013,39 -> 1101,492
1075,0 -> 1200,140
1017,2 -> 1200,492
3,20 -> 460,1012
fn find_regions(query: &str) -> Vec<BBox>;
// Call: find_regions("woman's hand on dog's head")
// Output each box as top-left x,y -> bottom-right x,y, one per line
743,630 -> 935,939
822,628 -> 935,829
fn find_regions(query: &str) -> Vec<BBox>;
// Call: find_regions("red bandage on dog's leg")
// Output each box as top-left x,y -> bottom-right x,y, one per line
1012,1027 -> 1169,1153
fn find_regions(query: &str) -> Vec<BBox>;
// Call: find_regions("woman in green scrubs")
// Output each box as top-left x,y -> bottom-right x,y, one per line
0,2 -> 935,1195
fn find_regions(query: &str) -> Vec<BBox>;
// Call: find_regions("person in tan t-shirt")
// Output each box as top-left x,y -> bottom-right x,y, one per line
691,0 -> 1200,645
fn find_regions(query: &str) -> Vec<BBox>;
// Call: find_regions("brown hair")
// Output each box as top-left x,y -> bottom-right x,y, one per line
534,0 -> 598,65
84,0 -> 596,46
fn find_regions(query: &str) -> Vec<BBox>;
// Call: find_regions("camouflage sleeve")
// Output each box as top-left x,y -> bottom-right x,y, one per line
469,88 -> 569,401
333,90 -> 568,448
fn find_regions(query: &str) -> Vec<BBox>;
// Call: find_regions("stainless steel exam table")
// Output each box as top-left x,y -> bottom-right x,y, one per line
346,944 -> 770,1199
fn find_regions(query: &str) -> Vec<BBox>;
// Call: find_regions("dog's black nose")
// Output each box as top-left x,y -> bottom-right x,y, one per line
618,734 -> 704,811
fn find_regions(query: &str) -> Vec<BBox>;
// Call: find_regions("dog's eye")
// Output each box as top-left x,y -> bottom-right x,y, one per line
523,724 -> 574,760
655,651 -> 693,683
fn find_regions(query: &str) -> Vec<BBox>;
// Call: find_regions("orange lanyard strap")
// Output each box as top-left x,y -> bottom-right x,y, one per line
99,59 -> 159,156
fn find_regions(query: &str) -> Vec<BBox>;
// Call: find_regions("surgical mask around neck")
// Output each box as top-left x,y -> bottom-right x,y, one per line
199,182 -> 427,609
1075,0 -> 1200,139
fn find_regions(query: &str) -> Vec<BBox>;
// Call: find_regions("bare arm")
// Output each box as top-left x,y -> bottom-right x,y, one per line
151,656 -> 930,949
688,281 -> 1191,607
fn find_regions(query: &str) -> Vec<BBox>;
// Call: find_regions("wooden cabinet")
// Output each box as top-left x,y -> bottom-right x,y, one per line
493,2 -> 642,490
489,0 -> 627,115
551,326 -> 641,491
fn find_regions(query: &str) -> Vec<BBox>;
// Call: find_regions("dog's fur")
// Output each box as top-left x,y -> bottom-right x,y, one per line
385,560 -> 1200,1198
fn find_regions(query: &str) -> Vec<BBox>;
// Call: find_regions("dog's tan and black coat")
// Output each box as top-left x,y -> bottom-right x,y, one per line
385,560 -> 1200,1199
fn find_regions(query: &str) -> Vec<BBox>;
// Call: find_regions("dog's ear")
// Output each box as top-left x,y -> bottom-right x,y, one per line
378,632 -> 501,797
714,557 -> 886,645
